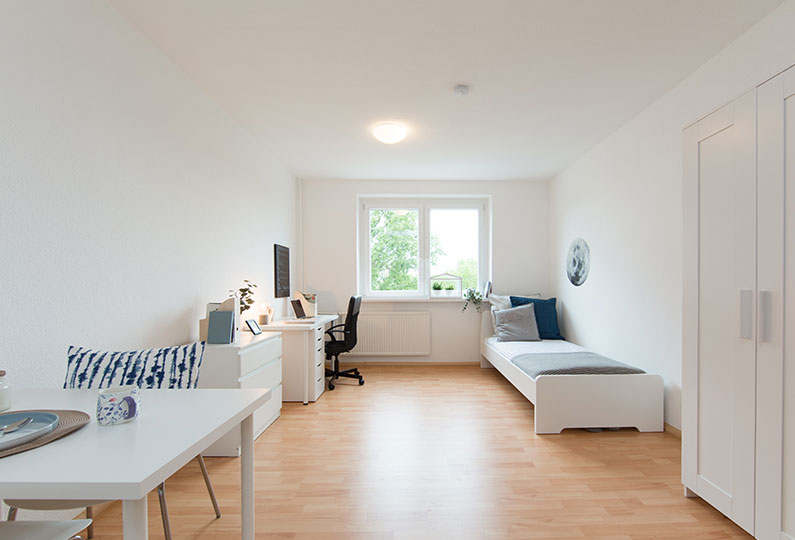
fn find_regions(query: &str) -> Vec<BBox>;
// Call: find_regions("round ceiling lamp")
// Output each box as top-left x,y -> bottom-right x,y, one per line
372,122 -> 407,144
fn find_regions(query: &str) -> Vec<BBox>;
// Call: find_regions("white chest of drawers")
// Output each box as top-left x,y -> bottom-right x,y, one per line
199,331 -> 282,456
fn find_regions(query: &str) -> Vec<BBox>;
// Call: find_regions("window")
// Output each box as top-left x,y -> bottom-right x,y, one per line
358,197 -> 490,298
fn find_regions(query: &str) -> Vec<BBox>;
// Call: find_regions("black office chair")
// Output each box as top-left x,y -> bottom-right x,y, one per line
325,295 -> 364,390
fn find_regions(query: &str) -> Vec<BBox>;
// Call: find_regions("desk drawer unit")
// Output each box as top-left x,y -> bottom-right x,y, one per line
315,372 -> 326,398
314,350 -> 325,380
268,314 -> 338,404
314,325 -> 326,343
200,332 -> 283,456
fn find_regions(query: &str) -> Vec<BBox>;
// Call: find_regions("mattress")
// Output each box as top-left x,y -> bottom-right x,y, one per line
484,336 -> 645,379
484,336 -> 586,359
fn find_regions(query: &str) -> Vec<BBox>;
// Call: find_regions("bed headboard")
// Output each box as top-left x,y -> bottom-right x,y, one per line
480,309 -> 494,341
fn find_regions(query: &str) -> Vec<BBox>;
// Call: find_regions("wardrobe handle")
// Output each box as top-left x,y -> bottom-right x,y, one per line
759,290 -> 771,343
740,289 -> 753,340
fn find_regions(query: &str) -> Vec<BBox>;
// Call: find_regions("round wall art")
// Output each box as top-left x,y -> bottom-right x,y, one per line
566,237 -> 590,287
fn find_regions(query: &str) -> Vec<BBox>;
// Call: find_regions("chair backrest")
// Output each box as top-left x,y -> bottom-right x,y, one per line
64,342 -> 206,390
342,296 -> 362,351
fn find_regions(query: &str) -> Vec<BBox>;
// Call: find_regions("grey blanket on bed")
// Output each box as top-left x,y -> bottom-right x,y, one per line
511,351 -> 645,380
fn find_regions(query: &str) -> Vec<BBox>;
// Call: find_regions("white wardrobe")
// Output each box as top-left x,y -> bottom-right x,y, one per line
683,64 -> 795,540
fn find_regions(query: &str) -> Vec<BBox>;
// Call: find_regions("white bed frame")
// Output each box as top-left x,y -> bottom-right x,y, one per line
479,313 -> 664,434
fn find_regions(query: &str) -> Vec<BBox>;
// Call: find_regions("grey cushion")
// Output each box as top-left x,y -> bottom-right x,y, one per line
495,304 -> 540,342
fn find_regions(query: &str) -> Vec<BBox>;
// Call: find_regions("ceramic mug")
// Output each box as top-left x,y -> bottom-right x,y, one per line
96,385 -> 140,426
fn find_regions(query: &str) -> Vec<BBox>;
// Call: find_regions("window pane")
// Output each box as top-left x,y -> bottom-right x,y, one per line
430,208 -> 479,291
369,208 -> 419,292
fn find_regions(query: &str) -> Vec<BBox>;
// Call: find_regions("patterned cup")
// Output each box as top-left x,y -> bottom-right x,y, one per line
96,386 -> 140,426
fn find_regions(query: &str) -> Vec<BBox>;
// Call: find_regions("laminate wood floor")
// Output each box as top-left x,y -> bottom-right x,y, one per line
91,365 -> 749,539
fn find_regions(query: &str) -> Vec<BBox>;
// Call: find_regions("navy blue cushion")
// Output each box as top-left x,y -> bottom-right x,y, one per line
509,296 -> 564,340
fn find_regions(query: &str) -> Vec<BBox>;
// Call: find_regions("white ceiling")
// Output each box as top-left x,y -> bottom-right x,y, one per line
112,0 -> 783,181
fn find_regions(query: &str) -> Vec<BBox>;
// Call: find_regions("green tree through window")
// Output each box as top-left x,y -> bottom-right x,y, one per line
452,258 -> 478,290
369,209 -> 444,291
370,209 -> 418,291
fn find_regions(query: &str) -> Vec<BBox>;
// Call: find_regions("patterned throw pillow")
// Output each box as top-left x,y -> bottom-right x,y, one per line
64,342 -> 206,390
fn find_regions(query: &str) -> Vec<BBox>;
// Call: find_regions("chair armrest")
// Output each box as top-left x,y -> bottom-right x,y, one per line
325,324 -> 345,341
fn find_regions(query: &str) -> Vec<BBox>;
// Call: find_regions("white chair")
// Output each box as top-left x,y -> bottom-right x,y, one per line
5,342 -> 218,540
0,519 -> 92,540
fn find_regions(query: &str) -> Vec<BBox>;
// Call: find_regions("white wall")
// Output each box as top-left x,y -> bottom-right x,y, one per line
301,179 -> 549,363
0,1 -> 299,393
549,0 -> 795,429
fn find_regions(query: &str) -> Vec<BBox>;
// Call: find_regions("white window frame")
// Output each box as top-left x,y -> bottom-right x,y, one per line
357,196 -> 491,299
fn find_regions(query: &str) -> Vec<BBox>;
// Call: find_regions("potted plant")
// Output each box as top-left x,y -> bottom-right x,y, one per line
462,288 -> 484,312
432,281 -> 443,297
444,283 -> 456,297
229,279 -> 257,314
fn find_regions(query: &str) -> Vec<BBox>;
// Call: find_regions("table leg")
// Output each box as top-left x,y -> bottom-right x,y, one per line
123,497 -> 148,539
241,413 -> 254,540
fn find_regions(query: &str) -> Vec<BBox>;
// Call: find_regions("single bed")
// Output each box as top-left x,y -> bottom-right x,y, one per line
480,312 -> 664,434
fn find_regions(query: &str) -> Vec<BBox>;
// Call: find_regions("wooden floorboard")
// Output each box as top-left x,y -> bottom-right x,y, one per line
90,365 -> 749,539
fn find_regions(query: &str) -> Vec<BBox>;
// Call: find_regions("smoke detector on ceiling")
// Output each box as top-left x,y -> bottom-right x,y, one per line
454,84 -> 470,95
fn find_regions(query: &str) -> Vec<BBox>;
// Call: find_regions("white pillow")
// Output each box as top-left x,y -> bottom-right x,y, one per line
488,293 -> 543,334
489,294 -> 513,330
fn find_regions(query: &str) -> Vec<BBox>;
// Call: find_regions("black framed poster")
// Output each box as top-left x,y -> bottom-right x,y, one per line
274,244 -> 290,298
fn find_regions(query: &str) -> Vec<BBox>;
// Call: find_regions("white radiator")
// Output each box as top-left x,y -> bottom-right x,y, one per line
351,311 -> 431,356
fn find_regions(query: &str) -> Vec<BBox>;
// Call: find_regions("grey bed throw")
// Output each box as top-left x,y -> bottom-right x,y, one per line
511,351 -> 645,380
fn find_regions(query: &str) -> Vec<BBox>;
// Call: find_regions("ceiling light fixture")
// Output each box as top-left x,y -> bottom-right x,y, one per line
372,122 -> 407,144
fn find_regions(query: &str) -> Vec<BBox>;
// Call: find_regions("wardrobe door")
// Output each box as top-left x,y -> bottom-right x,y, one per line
756,65 -> 795,540
784,68 -> 795,540
682,89 -> 757,534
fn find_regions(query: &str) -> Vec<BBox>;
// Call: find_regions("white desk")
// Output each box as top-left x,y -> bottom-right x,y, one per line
265,314 -> 338,404
0,388 -> 269,540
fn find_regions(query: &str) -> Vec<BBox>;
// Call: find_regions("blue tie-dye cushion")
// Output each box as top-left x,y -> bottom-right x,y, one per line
64,342 -> 206,390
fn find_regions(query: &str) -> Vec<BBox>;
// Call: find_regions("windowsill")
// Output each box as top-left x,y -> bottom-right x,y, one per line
361,297 -> 467,303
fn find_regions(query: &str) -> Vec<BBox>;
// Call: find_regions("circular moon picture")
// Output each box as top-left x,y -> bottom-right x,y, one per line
566,238 -> 590,287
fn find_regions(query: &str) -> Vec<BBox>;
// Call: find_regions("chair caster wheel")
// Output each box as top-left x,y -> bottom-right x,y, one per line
328,383 -> 335,390
359,378 -> 365,385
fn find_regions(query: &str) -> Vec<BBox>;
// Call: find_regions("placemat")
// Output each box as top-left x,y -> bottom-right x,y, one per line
0,410 -> 90,459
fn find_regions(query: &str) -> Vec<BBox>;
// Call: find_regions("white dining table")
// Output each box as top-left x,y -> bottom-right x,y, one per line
0,388 -> 270,540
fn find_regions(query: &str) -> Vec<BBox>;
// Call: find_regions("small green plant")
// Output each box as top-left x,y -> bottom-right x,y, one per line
444,283 -> 455,291
432,282 -> 443,291
229,279 -> 257,314
462,288 -> 483,313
